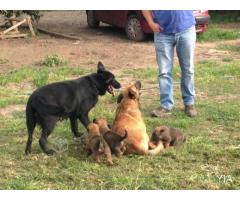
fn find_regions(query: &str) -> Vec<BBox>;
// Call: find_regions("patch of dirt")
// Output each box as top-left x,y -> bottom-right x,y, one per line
0,11 -> 240,74
7,81 -> 34,93
0,105 -> 25,118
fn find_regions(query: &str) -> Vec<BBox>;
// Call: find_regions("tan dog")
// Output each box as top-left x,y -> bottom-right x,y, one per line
93,118 -> 128,157
86,123 -> 113,165
150,126 -> 186,148
111,81 -> 164,155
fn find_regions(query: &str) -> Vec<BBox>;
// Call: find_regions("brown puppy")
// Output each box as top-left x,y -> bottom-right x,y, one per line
111,81 -> 164,155
93,118 -> 128,157
86,123 -> 113,165
150,126 -> 186,148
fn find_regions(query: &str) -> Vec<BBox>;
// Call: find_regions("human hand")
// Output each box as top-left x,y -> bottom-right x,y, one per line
149,22 -> 163,33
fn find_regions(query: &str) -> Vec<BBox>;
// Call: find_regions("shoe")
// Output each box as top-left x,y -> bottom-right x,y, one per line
184,105 -> 197,117
151,107 -> 171,118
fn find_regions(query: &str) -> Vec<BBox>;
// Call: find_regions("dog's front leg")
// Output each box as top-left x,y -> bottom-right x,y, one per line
78,113 -> 90,128
70,116 -> 81,137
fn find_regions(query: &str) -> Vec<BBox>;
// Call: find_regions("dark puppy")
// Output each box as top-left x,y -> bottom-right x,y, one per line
93,118 -> 128,157
150,126 -> 186,148
25,62 -> 121,155
86,123 -> 113,165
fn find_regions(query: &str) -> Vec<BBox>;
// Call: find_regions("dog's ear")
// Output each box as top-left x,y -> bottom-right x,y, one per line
117,93 -> 123,103
97,61 -> 105,73
122,130 -> 128,140
134,81 -> 141,90
128,89 -> 137,99
107,124 -> 112,129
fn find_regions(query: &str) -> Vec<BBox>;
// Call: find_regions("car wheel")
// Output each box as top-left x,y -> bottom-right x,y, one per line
87,11 -> 100,28
125,15 -> 146,41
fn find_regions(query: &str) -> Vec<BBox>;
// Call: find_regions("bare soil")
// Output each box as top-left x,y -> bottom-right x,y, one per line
1,11 -> 240,74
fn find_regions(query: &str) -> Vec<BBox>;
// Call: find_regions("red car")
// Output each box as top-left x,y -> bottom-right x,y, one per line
86,10 -> 210,41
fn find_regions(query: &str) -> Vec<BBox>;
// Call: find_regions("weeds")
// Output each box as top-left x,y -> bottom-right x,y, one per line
198,25 -> 240,42
217,44 -> 240,53
41,54 -> 66,68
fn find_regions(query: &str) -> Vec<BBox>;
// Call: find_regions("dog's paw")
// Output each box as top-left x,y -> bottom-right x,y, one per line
74,132 -> 82,137
46,149 -> 57,156
25,149 -> 31,155
107,160 -> 114,166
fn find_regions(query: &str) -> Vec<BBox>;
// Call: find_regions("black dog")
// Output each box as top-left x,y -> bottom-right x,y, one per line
25,62 -> 121,155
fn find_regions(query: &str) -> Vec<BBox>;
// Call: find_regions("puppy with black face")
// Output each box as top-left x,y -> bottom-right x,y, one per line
112,81 -> 164,155
86,123 -> 113,165
150,126 -> 186,148
25,61 -> 121,155
93,118 -> 128,157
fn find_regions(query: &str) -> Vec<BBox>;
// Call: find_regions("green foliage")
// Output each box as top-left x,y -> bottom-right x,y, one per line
41,55 -> 66,68
222,56 -> 234,62
198,25 -> 240,42
217,44 -> 240,53
0,58 -> 9,64
209,11 -> 240,23
0,10 -> 40,22
34,68 -> 49,88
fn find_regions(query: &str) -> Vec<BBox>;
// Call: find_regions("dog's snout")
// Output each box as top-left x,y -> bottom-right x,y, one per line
112,79 -> 121,89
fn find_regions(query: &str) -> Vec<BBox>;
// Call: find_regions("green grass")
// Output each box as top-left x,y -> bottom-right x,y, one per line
222,56 -> 234,62
0,65 -> 91,88
210,11 -> 240,23
198,25 -> 240,42
0,58 -> 9,64
0,60 -> 240,189
217,44 -> 240,53
40,54 -> 66,68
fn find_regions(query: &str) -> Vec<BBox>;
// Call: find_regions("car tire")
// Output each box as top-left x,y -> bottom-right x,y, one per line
87,11 -> 100,28
125,15 -> 146,41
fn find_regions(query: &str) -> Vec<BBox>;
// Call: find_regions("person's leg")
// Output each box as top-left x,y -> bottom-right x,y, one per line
154,32 -> 175,111
176,26 -> 197,116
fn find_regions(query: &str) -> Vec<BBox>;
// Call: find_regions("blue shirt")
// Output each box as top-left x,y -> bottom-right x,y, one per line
152,10 -> 196,33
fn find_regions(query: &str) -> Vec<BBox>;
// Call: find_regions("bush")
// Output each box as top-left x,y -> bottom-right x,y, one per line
0,10 -> 40,22
41,54 -> 66,68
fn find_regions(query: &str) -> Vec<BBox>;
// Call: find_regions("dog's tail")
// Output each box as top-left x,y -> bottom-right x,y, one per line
33,96 -> 65,116
145,142 -> 164,156
25,103 -> 37,155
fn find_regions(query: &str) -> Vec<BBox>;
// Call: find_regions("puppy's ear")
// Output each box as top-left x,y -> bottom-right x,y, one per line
134,81 -> 141,90
117,93 -> 123,103
128,89 -> 137,99
122,130 -> 128,140
97,61 -> 105,73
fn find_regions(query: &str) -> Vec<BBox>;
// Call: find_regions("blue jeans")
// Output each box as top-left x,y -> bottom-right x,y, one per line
154,26 -> 196,110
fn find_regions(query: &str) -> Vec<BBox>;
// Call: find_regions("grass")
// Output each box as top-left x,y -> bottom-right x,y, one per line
209,11 -> 240,24
0,58 -> 240,189
40,54 -> 66,68
198,24 -> 240,42
0,58 -> 9,64
217,44 -> 240,53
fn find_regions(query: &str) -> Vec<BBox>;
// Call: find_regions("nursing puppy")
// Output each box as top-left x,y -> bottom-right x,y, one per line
93,118 -> 128,157
150,126 -> 186,148
86,123 -> 113,165
111,81 -> 164,155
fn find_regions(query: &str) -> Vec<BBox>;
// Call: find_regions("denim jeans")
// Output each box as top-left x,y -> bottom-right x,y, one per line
154,26 -> 196,110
